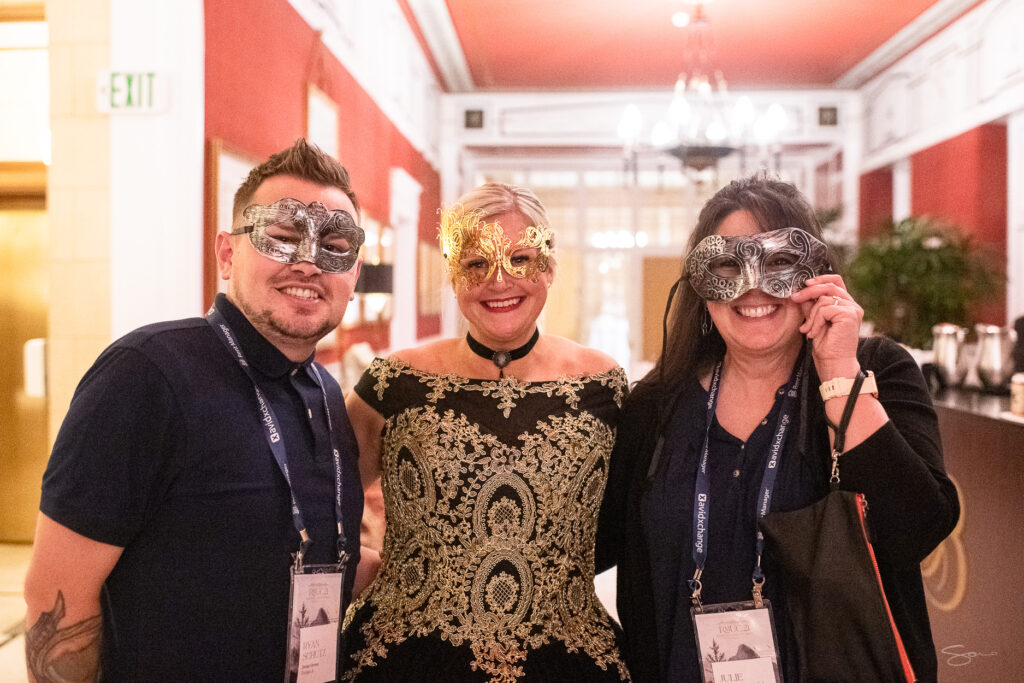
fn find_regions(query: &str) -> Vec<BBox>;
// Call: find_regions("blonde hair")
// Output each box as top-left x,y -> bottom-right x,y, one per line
455,183 -> 549,229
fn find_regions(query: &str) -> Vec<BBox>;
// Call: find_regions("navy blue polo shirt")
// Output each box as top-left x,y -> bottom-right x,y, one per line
40,294 -> 362,682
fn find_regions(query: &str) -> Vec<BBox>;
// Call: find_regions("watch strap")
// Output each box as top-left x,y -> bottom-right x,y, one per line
819,370 -> 877,401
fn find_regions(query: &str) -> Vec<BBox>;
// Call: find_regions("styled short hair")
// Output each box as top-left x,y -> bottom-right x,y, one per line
454,182 -> 551,233
232,138 -> 359,221
645,173 -> 836,394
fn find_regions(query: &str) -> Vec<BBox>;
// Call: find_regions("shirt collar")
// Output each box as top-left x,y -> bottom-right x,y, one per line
214,293 -> 314,379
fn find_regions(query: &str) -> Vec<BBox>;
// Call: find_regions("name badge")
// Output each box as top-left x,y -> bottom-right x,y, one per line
285,564 -> 346,683
691,600 -> 782,683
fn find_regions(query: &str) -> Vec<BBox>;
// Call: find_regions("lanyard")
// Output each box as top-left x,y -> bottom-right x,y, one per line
207,309 -> 349,569
689,357 -> 803,608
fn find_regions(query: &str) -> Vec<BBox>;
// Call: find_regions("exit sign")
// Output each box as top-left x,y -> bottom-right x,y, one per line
96,70 -> 169,113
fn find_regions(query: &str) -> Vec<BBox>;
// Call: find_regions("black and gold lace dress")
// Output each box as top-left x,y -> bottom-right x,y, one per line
341,358 -> 631,682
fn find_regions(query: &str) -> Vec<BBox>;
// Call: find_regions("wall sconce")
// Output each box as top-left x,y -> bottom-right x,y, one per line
356,263 -> 393,323
355,263 -> 393,294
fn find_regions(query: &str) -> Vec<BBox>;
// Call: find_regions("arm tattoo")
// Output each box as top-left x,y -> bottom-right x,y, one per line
25,591 -> 103,683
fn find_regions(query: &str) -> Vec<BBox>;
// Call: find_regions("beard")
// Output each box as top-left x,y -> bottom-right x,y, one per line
236,298 -> 336,355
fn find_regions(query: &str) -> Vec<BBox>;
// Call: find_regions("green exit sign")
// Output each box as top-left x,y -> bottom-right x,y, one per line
96,70 -> 168,113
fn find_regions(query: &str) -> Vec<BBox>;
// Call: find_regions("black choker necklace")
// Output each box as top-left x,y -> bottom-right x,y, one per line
466,328 -> 540,378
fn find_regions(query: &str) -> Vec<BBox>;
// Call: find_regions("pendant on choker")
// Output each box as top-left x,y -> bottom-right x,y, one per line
465,328 -> 539,378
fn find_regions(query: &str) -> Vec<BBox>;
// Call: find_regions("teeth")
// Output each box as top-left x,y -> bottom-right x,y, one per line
485,297 -> 521,310
737,305 -> 776,318
282,287 -> 319,300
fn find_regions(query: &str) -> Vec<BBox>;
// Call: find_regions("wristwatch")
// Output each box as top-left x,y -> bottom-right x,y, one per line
819,370 -> 878,401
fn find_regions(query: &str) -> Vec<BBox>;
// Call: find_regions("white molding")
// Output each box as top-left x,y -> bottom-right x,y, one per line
443,89 -> 859,148
836,0 -> 980,88
859,0 -> 1024,172
406,0 -> 474,92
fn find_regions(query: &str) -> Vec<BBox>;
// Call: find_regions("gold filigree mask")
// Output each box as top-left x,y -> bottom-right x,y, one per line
438,205 -> 553,289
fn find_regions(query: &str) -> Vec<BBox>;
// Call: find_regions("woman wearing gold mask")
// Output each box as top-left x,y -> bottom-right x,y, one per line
341,183 -> 631,681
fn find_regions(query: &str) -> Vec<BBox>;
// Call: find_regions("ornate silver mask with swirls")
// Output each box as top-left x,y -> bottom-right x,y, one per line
232,197 -> 364,273
684,227 -> 830,302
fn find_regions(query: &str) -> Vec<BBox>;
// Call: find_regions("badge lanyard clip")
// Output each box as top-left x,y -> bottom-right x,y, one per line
689,568 -> 704,612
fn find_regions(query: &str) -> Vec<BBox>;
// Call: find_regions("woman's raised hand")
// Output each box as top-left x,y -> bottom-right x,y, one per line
792,274 -> 864,380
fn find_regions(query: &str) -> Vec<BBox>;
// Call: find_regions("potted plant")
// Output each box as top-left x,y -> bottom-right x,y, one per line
846,216 -> 1001,349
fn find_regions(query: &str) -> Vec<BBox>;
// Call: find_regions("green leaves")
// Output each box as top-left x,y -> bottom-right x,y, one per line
847,217 -> 1001,349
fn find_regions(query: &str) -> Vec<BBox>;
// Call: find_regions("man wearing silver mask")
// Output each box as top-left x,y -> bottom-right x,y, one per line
26,139 -> 366,682
598,174 -> 957,682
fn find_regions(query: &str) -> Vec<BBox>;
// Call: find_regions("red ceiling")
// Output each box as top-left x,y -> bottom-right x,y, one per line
436,0 -> 978,90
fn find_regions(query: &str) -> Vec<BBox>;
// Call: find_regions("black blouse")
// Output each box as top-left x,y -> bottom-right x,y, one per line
597,336 -> 960,682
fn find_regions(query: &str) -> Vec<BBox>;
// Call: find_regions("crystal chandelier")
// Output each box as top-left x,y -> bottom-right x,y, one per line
618,2 -> 788,175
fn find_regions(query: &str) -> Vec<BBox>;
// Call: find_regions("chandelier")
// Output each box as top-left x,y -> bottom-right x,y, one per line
618,2 -> 788,175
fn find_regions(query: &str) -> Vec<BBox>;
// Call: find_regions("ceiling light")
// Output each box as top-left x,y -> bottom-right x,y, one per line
618,2 -> 786,178
671,12 -> 690,28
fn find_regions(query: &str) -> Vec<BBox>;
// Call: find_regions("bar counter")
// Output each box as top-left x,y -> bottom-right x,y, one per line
932,386 -> 1024,426
923,387 -> 1023,681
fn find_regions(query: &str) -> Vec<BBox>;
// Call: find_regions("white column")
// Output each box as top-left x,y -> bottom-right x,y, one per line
1007,109 -> 1024,323
892,157 -> 912,222
109,0 -> 205,336
841,92 -> 862,243
389,166 -> 422,350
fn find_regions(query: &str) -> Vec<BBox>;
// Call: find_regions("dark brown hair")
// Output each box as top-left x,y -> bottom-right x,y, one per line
642,172 -> 839,395
232,138 -> 359,221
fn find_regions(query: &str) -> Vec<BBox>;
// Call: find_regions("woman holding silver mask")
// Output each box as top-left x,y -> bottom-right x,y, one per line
341,183 -> 631,681
596,174 -> 959,682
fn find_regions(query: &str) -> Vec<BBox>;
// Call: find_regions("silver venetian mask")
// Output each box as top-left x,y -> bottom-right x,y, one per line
233,197 -> 364,273
684,227 -> 830,302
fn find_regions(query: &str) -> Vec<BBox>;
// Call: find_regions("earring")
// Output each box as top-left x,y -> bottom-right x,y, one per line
701,307 -> 712,336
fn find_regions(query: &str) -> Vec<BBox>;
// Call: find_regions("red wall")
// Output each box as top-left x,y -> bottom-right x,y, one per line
911,124 -> 1007,324
911,124 -> 1007,245
204,0 -> 442,347
858,166 -> 893,241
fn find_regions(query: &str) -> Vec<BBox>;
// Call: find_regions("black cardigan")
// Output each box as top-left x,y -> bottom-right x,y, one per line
596,336 -> 960,682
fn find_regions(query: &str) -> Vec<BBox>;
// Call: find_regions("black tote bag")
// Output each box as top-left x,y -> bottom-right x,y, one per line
759,488 -> 915,682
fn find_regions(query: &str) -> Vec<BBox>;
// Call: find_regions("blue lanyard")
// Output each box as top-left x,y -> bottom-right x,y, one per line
689,358 -> 803,608
207,309 -> 349,568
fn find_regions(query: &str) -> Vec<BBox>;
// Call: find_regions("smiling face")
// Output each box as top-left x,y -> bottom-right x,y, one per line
705,210 -> 806,359
454,210 -> 553,349
216,174 -> 361,360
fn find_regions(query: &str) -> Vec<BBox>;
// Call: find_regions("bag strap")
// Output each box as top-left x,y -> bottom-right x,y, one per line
829,370 -> 866,485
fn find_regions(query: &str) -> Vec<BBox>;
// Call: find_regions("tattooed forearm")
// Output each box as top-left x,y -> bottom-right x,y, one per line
25,591 -> 102,683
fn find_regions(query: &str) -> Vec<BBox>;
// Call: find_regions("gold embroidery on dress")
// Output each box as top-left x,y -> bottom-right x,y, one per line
345,362 -> 630,682
364,358 -> 627,415
370,358 -> 404,400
